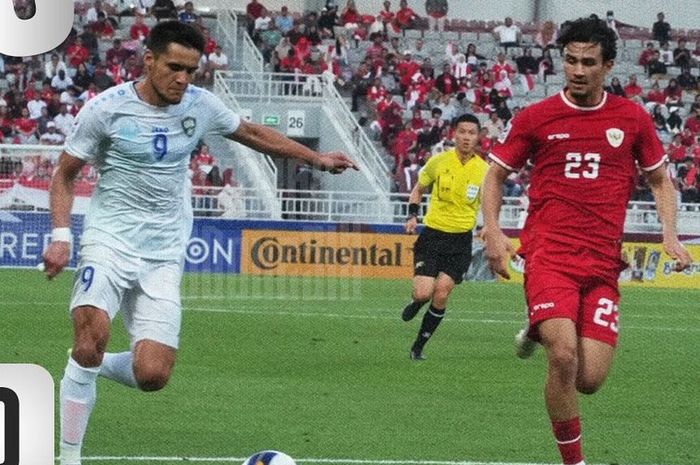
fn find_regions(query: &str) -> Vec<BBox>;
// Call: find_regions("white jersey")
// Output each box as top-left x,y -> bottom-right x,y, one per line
65,82 -> 240,260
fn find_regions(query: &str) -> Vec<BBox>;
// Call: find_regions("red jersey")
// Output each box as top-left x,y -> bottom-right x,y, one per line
379,10 -> 394,23
130,24 -> 150,41
396,7 -> 416,26
685,116 -> 700,134
490,91 -> 665,261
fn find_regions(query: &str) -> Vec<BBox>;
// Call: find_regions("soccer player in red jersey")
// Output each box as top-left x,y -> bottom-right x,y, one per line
481,17 -> 692,465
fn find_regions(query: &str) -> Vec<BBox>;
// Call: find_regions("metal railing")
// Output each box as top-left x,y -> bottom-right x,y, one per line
216,71 -> 392,193
212,74 -> 279,210
3,175 -> 699,233
239,27 -> 264,74
197,187 -> 394,222
215,9 -> 237,64
189,187 -> 700,234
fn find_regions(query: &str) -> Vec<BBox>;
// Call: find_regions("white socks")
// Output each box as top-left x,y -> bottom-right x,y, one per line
60,358 -> 100,465
100,351 -> 137,388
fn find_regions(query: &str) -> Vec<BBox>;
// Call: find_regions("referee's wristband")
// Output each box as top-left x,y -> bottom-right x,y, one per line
407,203 -> 420,218
51,227 -> 72,243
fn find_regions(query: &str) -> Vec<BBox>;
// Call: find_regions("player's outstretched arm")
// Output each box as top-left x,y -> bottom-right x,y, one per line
646,165 -> 692,271
227,120 -> 359,174
481,163 -> 516,279
43,152 -> 85,279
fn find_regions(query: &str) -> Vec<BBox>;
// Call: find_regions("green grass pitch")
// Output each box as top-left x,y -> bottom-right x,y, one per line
1,269 -> 698,465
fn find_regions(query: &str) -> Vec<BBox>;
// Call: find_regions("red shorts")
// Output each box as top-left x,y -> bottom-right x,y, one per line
523,248 -> 621,347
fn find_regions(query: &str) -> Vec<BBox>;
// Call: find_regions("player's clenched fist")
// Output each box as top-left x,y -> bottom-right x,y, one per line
43,241 -> 71,279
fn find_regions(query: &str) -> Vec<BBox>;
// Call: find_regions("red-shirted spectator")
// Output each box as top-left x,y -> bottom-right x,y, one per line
690,140 -> 700,165
14,108 -> 37,142
378,98 -> 403,147
108,59 -> 125,85
668,134 -> 687,163
680,127 -> 696,146
410,108 -> 425,131
664,78 -> 683,102
295,36 -> 312,62
123,55 -> 144,81
280,49 -> 301,73
246,0 -> 264,20
301,52 -> 328,75
340,0 -> 361,26
194,144 -> 216,167
685,108 -> 700,134
492,53 -> 515,83
391,123 -> 418,164
106,39 -> 134,65
365,35 -> 387,68
623,74 -> 643,99
379,0 -> 394,25
435,63 -> 458,95
367,78 -> 388,105
397,51 -> 421,89
130,13 -> 150,42
66,37 -> 90,69
646,81 -> 665,105
395,0 -> 418,30
92,12 -> 114,38
202,28 -> 218,56
638,42 -> 656,68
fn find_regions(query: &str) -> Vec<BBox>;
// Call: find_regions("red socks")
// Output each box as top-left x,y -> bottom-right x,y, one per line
552,417 -> 584,464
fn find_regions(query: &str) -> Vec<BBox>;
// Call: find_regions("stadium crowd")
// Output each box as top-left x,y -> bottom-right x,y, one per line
1,0 -> 699,205
0,0 -> 235,198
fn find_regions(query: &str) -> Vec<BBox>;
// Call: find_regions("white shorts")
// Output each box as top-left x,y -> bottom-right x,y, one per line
69,243 -> 184,349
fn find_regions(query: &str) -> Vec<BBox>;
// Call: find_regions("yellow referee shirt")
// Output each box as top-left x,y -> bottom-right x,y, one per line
418,149 -> 489,233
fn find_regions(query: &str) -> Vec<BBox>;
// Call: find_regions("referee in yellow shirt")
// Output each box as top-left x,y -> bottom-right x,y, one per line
402,113 -> 489,360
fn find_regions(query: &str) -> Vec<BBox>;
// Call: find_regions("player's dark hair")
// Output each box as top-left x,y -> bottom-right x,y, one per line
557,17 -> 617,61
453,113 -> 481,130
146,21 -> 205,56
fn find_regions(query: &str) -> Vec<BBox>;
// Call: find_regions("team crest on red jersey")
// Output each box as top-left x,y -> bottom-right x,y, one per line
606,128 -> 624,148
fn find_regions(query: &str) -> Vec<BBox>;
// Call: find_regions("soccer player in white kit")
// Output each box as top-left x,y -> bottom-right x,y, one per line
42,21 -> 357,465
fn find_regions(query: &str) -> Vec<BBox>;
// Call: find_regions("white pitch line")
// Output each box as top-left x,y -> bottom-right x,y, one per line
183,306 -> 700,334
4,301 -> 699,333
76,457 -> 669,465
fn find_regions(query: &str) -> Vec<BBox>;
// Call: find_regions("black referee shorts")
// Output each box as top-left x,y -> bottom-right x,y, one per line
412,226 -> 473,284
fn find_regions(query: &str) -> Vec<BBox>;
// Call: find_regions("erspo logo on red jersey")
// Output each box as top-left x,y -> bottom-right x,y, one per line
0,0 -> 74,56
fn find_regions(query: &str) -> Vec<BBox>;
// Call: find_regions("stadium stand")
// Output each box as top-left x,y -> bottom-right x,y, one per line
0,0 -> 699,224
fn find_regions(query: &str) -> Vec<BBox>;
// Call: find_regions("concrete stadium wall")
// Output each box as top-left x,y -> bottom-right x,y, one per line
201,0 -> 700,30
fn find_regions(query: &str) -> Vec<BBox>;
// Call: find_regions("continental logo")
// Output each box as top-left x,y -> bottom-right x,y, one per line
251,237 -> 404,270
241,230 -> 416,278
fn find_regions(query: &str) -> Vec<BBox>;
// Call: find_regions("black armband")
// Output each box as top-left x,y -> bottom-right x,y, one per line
408,203 -> 420,218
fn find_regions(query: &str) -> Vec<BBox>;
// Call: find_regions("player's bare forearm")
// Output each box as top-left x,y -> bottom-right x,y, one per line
229,120 -> 357,172
408,182 -> 426,205
481,164 -> 509,231
481,164 -> 515,279
646,165 -> 679,239
50,152 -> 84,228
405,183 -> 426,234
45,152 -> 84,279
646,165 -> 692,270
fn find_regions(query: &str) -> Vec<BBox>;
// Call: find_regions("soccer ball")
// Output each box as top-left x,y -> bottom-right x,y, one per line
242,451 -> 297,465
